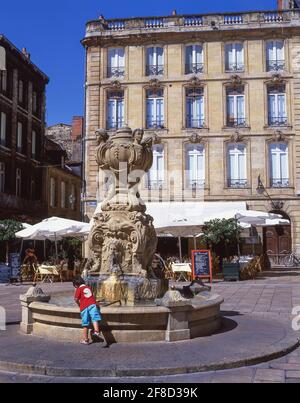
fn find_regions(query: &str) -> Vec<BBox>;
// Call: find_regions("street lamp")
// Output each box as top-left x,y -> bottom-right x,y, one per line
256,175 -> 284,210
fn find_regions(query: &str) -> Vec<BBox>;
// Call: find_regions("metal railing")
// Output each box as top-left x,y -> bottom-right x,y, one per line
227,179 -> 248,188
270,178 -> 289,188
146,64 -> 164,76
225,63 -> 245,72
148,180 -> 164,190
185,63 -> 204,74
189,180 -> 205,189
107,66 -> 125,78
186,118 -> 205,128
106,120 -> 125,130
268,116 -> 288,126
267,60 -> 285,71
146,120 -> 165,129
226,117 -> 246,127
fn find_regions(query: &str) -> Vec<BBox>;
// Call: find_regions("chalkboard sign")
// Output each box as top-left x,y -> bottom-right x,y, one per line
0,263 -> 11,284
9,253 -> 21,278
191,250 -> 213,283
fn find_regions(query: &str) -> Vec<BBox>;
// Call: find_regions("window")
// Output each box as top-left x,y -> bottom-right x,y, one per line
147,145 -> 164,189
50,177 -> 56,207
186,145 -> 205,188
225,43 -> 244,72
31,130 -> 36,159
30,180 -> 35,200
0,112 -> 6,147
16,168 -> 21,197
107,48 -> 125,78
185,45 -> 204,74
227,144 -> 247,188
70,184 -> 76,210
186,88 -> 205,128
146,47 -> 164,76
18,80 -> 23,104
268,85 -> 287,126
269,143 -> 289,187
146,89 -> 164,129
266,40 -> 285,71
0,71 -> 7,93
32,91 -> 37,114
0,162 -> 5,193
61,181 -> 66,208
17,122 -> 23,153
226,86 -> 245,127
107,91 -> 124,129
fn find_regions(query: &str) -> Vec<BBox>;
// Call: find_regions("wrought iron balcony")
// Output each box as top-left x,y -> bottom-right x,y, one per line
106,120 -> 125,130
146,120 -> 165,129
268,116 -> 288,126
146,64 -> 164,76
227,179 -> 248,188
267,60 -> 285,72
148,180 -> 164,190
189,180 -> 205,189
107,66 -> 125,78
226,117 -> 246,127
225,63 -> 244,72
270,178 -> 289,188
186,118 -> 205,129
185,63 -> 204,74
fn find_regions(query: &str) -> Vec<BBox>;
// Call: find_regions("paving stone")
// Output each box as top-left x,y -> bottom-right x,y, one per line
254,369 -> 285,383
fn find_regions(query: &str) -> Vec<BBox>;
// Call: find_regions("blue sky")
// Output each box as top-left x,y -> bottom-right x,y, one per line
0,0 -> 276,126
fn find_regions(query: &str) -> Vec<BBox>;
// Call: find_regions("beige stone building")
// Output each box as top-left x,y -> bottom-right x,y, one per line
82,7 -> 300,262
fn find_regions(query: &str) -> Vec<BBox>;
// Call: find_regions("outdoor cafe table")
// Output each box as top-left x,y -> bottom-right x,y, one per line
37,265 -> 60,283
171,263 -> 192,282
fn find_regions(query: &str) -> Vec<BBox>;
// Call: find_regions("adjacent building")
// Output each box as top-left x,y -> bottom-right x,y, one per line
82,6 -> 300,262
0,35 -> 48,222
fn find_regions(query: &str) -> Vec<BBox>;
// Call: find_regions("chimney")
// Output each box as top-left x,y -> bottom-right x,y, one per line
22,47 -> 31,59
71,116 -> 84,141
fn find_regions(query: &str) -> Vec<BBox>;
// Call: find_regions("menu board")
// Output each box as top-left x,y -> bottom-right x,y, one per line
0,263 -> 11,283
191,250 -> 213,283
9,253 -> 21,278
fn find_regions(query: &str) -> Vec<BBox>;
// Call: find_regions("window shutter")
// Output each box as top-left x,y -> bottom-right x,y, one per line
0,112 -> 6,144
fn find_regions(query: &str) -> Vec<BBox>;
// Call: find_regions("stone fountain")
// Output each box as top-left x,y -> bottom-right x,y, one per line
86,127 -> 168,305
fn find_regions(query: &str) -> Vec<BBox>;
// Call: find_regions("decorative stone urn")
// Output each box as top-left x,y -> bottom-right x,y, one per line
87,127 -> 168,305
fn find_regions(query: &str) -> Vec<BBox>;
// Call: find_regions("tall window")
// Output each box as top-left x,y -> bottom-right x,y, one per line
61,181 -> 66,208
227,144 -> 247,188
16,168 -> 21,197
18,80 -> 24,104
50,177 -> 56,207
0,71 -> 7,93
225,43 -> 244,72
31,130 -> 36,159
147,145 -> 164,189
266,40 -> 285,71
0,162 -> 5,193
32,91 -> 38,114
70,184 -> 76,210
0,112 -> 6,146
185,45 -> 204,74
146,47 -> 164,76
146,89 -> 164,129
17,122 -> 23,153
107,91 -> 124,129
186,145 -> 205,188
268,85 -> 287,126
107,48 -> 125,78
226,86 -> 245,127
269,143 -> 289,187
186,88 -> 205,128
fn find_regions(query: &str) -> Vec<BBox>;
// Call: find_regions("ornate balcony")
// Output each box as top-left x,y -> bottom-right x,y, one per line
107,66 -> 125,78
226,117 -> 246,127
268,116 -> 288,126
185,63 -> 204,75
270,178 -> 289,188
267,60 -> 285,71
186,118 -> 205,129
227,179 -> 248,188
146,64 -> 164,76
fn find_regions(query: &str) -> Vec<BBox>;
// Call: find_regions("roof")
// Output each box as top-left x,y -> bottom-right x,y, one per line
0,35 -> 49,83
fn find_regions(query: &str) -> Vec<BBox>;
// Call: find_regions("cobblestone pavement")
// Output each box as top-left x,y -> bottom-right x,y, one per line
1,271 -> 300,383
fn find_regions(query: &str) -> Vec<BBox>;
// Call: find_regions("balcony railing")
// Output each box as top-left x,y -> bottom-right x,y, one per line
189,180 -> 205,189
145,18 -> 165,29
186,118 -> 205,129
228,179 -> 248,188
224,15 -> 243,25
148,180 -> 164,190
263,12 -> 284,23
107,120 -> 125,130
268,116 -> 288,126
226,117 -> 246,127
146,64 -> 164,76
185,63 -> 204,74
107,66 -> 125,78
270,178 -> 289,188
146,120 -> 165,129
183,16 -> 203,27
225,63 -> 244,72
267,60 -> 285,71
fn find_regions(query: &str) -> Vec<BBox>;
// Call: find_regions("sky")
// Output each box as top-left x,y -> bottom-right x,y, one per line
0,0 -> 277,126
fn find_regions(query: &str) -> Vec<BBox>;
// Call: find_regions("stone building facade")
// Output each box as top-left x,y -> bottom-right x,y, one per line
0,35 -> 48,222
82,8 -> 300,260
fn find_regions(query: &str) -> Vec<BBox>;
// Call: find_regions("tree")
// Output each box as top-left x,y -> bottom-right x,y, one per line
201,218 -> 242,261
0,220 -> 23,263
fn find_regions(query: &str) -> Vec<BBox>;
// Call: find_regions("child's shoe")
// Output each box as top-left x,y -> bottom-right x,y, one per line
80,339 -> 91,345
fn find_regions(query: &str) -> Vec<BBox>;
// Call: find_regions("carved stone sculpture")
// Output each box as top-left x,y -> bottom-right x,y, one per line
87,127 -> 167,304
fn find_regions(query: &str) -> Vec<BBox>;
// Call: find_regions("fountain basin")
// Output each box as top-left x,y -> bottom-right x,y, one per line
20,291 -> 224,343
